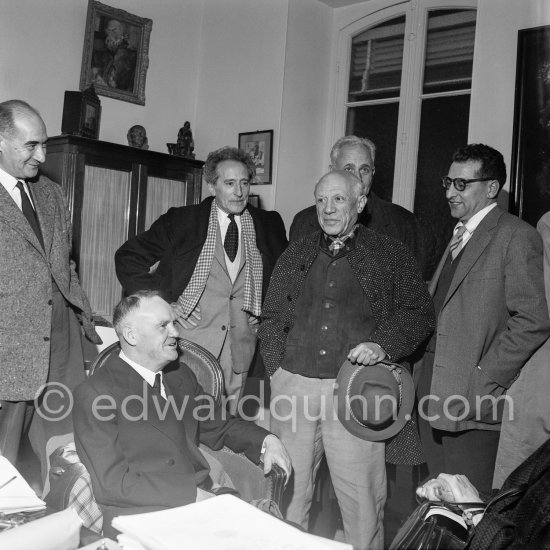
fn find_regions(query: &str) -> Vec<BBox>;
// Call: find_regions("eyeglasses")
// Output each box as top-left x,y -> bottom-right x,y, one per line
441,176 -> 494,192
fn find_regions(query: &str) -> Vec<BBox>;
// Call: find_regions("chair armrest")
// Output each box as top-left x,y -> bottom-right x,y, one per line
266,463 -> 285,508
201,445 -> 284,507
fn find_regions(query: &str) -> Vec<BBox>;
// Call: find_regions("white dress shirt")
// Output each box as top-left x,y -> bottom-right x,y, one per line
0,166 -> 36,210
453,202 -> 498,251
119,350 -> 167,399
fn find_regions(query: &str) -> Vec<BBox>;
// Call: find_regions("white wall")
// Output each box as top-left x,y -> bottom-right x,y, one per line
470,0 -> 550,196
194,0 -> 289,211
0,0 -> 203,153
275,0 -> 334,229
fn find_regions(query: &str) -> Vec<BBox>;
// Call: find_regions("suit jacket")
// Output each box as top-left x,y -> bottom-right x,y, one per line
0,175 -> 98,401
288,192 -> 432,278
415,206 -> 550,432
73,354 -> 268,533
259,225 -> 435,377
115,196 -> 288,303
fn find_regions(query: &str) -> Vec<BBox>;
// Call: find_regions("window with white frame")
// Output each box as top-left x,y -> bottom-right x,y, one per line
334,0 -> 477,263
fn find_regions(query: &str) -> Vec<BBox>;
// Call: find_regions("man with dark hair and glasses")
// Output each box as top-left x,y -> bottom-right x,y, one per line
414,143 -> 550,493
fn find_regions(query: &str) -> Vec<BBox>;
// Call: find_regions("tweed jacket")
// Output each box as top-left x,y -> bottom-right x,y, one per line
417,206 -> 550,432
73,354 -> 268,533
115,196 -> 288,302
259,225 -> 435,378
288,192 -> 433,278
0,175 -> 99,401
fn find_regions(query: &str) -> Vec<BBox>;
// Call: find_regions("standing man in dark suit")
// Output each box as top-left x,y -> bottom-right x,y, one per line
0,100 -> 100,469
259,170 -> 434,550
115,146 -> 288,414
414,143 -> 550,494
289,135 -> 432,278
73,291 -> 291,538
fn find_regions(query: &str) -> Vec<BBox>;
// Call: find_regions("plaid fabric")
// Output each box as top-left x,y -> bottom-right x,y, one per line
241,209 -> 263,317
176,202 -> 263,319
176,201 -> 218,317
67,468 -> 103,534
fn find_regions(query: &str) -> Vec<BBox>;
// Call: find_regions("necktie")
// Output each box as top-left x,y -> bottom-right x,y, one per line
450,224 -> 467,261
152,373 -> 163,397
16,181 -> 44,249
224,214 -> 239,262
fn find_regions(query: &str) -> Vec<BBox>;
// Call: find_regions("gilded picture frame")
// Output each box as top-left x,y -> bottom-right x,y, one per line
79,0 -> 152,105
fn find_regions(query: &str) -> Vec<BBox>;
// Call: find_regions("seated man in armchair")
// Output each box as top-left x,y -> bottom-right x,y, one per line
72,290 -> 291,538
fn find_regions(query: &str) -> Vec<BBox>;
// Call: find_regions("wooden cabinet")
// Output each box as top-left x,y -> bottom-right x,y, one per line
42,134 -> 204,320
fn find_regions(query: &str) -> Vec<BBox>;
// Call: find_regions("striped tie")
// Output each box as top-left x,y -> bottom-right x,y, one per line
450,225 -> 467,261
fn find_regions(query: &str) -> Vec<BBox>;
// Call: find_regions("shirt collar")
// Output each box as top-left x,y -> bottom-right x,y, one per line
459,202 -> 498,235
0,166 -> 21,194
119,350 -> 163,387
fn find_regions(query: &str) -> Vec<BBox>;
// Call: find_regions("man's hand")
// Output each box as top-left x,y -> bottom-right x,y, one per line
416,473 -> 482,504
172,304 -> 201,329
348,342 -> 387,365
261,434 -> 292,483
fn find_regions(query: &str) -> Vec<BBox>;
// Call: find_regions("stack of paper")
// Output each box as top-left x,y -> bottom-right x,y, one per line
113,494 -> 351,550
0,456 -> 46,513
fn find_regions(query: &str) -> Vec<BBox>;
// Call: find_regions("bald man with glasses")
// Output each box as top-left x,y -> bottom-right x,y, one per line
414,143 -> 550,493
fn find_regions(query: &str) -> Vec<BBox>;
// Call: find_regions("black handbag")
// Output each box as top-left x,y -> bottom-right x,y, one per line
389,499 -> 475,550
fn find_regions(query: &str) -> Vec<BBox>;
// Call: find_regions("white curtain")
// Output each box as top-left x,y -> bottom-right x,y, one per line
145,176 -> 188,230
79,166 -> 131,319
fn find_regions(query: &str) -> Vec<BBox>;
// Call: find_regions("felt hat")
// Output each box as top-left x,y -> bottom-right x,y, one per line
334,360 -> 415,442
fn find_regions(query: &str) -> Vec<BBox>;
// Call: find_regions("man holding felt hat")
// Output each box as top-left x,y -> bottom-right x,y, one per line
258,170 -> 434,550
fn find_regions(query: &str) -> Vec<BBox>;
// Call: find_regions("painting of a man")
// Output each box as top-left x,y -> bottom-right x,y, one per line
92,18 -> 137,92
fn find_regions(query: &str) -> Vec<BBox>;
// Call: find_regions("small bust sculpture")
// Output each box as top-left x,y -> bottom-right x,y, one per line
127,125 -> 149,150
176,121 -> 195,159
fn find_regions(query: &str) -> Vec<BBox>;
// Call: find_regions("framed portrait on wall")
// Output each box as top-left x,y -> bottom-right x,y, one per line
79,0 -> 152,105
239,130 -> 273,185
510,25 -> 550,227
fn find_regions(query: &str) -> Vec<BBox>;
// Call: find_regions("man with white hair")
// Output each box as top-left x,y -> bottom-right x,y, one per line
259,170 -> 434,550
290,135 -> 432,278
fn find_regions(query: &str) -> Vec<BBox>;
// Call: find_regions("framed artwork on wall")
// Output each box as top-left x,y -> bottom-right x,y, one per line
79,0 -> 152,105
510,25 -> 550,227
239,130 -> 273,185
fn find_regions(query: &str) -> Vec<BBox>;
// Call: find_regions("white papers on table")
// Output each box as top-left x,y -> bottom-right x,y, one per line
113,494 -> 351,550
0,508 -> 81,550
0,457 -> 46,513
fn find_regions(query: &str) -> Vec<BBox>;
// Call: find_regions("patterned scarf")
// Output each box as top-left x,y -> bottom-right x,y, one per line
175,201 -> 263,319
327,224 -> 359,255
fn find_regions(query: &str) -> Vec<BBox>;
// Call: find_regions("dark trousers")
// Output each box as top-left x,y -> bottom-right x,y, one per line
416,350 -> 500,494
417,415 -> 500,494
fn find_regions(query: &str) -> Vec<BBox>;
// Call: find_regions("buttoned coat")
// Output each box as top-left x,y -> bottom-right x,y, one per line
0,175 -> 98,401
258,225 -> 434,464
415,206 -> 550,432
73,354 -> 268,533
259,225 -> 434,377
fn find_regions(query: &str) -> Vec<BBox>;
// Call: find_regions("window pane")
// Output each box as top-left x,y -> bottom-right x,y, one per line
346,102 -> 399,201
423,9 -> 476,94
414,94 -> 470,275
348,16 -> 405,102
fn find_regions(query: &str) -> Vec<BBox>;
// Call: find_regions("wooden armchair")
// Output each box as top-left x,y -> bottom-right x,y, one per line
45,339 -> 285,532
